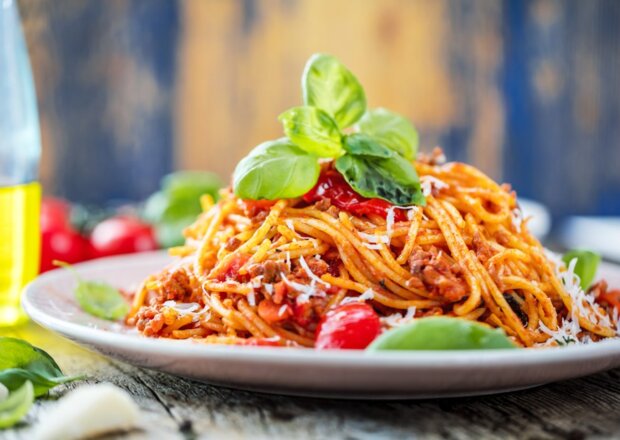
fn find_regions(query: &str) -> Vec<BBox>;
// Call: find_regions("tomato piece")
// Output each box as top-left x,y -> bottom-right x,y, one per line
258,299 -> 292,324
40,197 -> 71,232
89,216 -> 158,258
216,254 -> 250,281
303,170 -> 407,221
315,302 -> 381,350
40,227 -> 88,272
599,289 -> 620,313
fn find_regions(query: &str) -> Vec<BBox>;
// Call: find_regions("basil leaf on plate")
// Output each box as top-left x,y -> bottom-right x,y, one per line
336,137 -> 425,206
75,280 -> 129,321
302,53 -> 366,129
233,138 -> 320,200
357,108 -> 419,160
279,106 -> 343,158
0,381 -> 34,428
54,261 -> 129,321
367,317 -> 516,351
562,250 -> 601,290
0,338 -> 82,397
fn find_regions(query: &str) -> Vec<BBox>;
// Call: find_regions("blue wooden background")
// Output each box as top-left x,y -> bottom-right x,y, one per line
18,0 -> 620,223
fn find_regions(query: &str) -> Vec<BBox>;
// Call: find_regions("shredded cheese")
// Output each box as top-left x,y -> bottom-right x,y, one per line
299,256 -> 329,286
420,175 -> 448,197
380,306 -> 416,328
278,305 -> 288,317
341,288 -> 375,304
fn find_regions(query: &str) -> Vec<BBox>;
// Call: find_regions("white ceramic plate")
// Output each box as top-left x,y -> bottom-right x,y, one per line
22,251 -> 620,399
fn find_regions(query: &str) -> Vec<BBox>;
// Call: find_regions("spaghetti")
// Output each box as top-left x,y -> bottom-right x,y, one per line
126,156 -> 619,348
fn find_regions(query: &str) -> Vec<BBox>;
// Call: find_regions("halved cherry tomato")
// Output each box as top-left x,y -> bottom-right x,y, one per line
315,302 -> 381,350
40,197 -> 71,231
303,170 -> 407,221
40,198 -> 87,272
89,216 -> 158,258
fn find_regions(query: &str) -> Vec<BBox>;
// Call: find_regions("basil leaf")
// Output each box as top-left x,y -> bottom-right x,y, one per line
367,317 -> 516,351
302,53 -> 366,129
562,250 -> 601,290
335,138 -> 425,206
0,381 -> 34,428
233,139 -> 320,200
342,133 -> 392,158
279,106 -> 343,158
76,280 -> 129,321
0,338 -> 82,397
357,108 -> 419,160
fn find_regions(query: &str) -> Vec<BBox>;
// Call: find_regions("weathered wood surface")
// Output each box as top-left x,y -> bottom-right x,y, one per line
2,323 -> 620,439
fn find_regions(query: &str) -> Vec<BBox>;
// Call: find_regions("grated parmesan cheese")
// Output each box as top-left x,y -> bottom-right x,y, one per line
278,305 -> 288,317
299,256 -> 329,286
538,251 -> 614,345
341,289 -> 375,304
247,290 -> 256,306
162,300 -> 210,322
279,272 -> 326,305
264,284 -> 274,295
380,306 -> 416,328
420,175 -> 448,197
285,219 -> 296,232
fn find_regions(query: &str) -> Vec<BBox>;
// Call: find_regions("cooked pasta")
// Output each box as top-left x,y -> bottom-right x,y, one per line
126,157 -> 619,348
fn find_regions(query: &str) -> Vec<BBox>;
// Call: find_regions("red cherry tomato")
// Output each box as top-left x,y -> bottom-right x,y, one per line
40,227 -> 88,272
89,216 -> 158,258
303,170 -> 407,221
40,197 -> 71,232
315,302 -> 381,350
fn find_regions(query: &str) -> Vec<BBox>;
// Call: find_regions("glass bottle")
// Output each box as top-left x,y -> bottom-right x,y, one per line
0,0 -> 41,326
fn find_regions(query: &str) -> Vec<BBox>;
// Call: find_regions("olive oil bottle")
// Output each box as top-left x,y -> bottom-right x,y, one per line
0,0 -> 42,326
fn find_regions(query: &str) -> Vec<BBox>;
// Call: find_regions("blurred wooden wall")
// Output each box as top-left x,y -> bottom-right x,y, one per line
18,0 -> 620,220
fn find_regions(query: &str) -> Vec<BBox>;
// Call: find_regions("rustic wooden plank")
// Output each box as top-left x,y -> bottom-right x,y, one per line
3,323 -> 620,439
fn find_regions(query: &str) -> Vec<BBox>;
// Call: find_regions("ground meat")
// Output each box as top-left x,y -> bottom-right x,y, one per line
417,147 -> 447,165
408,248 -> 468,302
159,269 -> 192,301
291,257 -> 329,280
247,260 -> 289,283
473,232 -> 494,264
225,236 -> 242,251
314,197 -> 332,211
134,307 -> 165,337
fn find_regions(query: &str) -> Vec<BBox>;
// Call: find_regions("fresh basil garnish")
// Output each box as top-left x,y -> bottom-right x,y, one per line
357,108 -> 419,160
562,250 -> 601,290
0,381 -> 34,429
336,135 -> 425,206
302,53 -> 366,129
55,260 -> 129,321
278,106 -> 343,158
367,317 -> 516,351
233,139 -> 320,200
0,337 -> 82,397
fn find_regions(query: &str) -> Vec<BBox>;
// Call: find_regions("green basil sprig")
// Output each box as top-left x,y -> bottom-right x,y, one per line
0,381 -> 34,429
562,249 -> 601,290
279,106 -> 343,158
302,53 -> 367,129
233,139 -> 320,200
367,317 -> 516,351
233,53 -> 425,206
0,338 -> 83,397
55,261 -> 129,321
336,134 -> 425,206
0,338 -> 83,428
357,108 -> 419,160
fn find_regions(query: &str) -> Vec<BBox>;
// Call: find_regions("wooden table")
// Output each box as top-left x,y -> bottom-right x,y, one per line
2,323 -> 620,440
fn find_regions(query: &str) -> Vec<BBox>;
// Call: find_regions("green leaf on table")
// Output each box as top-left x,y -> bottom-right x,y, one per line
0,381 -> 34,429
0,338 -> 81,397
357,108 -> 419,160
302,53 -> 366,129
562,249 -> 601,290
335,135 -> 426,206
55,261 -> 129,321
279,106 -> 343,158
367,317 -> 516,351
233,138 -> 320,200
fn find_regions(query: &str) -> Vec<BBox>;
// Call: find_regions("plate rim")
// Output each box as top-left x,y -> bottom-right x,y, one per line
21,252 -> 620,370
